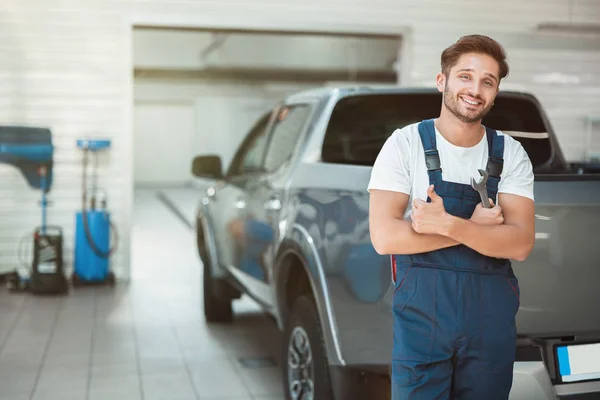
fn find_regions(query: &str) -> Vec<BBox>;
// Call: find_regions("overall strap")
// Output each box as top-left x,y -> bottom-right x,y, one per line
417,119 -> 442,185
484,126 -> 504,192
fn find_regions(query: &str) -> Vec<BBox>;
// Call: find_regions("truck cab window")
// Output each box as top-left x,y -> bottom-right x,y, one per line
263,105 -> 312,172
227,112 -> 272,177
321,93 -> 551,169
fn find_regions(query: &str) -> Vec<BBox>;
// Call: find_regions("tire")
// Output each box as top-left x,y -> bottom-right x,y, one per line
282,295 -> 333,400
201,244 -> 233,323
203,264 -> 234,323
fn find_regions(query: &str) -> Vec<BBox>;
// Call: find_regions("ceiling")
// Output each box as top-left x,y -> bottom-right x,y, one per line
133,27 -> 402,82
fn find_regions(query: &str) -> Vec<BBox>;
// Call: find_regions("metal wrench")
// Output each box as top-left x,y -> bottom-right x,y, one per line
470,169 -> 491,208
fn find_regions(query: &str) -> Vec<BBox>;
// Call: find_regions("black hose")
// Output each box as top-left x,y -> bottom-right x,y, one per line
81,148 -> 118,259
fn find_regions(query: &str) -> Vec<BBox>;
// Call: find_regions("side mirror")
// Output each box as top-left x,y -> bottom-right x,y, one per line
191,155 -> 223,180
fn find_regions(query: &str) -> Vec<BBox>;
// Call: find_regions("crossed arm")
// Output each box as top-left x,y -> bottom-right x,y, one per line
368,188 -> 536,262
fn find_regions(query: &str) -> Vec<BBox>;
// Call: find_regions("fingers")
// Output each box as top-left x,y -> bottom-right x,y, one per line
411,220 -> 420,233
413,186 -> 443,207
493,205 -> 503,217
428,185 -> 442,202
477,199 -> 501,213
492,206 -> 504,224
410,213 -> 419,232
412,198 -> 425,209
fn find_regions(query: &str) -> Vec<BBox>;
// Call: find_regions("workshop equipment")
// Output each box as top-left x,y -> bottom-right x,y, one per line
29,166 -> 68,294
0,126 -> 68,294
470,169 -> 491,208
72,139 -> 117,287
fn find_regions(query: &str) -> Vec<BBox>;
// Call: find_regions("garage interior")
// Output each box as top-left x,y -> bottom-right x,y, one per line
0,23 -> 402,400
0,1 -> 600,399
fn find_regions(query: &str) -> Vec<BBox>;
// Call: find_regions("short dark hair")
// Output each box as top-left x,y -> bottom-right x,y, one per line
441,34 -> 509,80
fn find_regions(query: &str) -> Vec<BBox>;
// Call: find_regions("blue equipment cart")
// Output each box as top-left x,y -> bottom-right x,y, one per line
72,139 -> 117,287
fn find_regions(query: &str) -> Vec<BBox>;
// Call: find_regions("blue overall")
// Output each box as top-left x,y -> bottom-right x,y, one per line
391,119 -> 521,399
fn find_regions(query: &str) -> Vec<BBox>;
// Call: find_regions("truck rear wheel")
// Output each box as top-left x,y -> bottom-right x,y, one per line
282,295 -> 333,400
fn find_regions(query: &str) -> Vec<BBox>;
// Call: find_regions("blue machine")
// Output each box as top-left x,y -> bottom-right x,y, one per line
0,126 -> 68,294
0,126 -> 54,190
72,139 -> 117,287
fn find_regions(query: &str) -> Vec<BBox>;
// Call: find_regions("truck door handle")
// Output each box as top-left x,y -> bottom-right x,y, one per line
264,197 -> 282,211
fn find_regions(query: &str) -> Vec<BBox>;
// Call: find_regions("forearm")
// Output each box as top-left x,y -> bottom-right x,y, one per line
371,218 -> 459,255
443,217 -> 534,261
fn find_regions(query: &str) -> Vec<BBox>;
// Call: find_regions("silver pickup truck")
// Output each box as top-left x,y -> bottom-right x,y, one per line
192,86 -> 600,400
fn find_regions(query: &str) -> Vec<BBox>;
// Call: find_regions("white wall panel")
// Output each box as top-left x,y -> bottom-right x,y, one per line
1,0 -> 598,279
0,1 -> 128,278
134,102 -> 196,186
134,78 -> 313,174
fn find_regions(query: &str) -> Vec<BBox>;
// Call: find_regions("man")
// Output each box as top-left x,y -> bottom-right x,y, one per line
368,35 -> 536,399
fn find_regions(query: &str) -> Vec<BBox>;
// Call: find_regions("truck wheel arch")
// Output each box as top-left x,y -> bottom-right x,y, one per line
196,214 -> 226,280
274,237 -> 346,367
275,242 -> 314,324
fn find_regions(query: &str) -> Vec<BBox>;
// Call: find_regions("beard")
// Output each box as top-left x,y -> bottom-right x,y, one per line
443,85 -> 493,124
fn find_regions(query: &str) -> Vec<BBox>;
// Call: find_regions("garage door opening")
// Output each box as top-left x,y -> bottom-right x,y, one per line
132,26 -> 403,189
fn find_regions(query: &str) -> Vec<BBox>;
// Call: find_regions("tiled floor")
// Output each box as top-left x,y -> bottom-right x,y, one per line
0,188 -> 284,400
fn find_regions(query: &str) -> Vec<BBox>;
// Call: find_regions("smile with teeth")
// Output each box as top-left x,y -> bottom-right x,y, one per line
461,96 -> 482,106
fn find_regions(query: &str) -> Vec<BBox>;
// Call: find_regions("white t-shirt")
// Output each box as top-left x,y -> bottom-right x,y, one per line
367,122 -> 535,219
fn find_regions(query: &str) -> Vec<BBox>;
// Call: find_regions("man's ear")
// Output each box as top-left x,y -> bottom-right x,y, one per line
436,72 -> 445,93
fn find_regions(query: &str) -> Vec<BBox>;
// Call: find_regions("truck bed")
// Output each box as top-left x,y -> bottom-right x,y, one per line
290,161 -> 600,368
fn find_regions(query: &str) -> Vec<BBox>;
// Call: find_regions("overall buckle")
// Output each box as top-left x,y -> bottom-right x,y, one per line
425,150 -> 441,171
486,156 -> 504,178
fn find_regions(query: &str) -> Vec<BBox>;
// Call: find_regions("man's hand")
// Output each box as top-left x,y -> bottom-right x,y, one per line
470,200 -> 504,226
443,193 -> 535,261
369,189 -> 459,255
410,185 -> 450,235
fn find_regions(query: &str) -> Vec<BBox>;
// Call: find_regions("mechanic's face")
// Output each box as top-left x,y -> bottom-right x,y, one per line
437,53 -> 500,124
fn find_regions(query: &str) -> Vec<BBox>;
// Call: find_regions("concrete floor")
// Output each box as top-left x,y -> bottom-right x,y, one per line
0,188 -> 284,400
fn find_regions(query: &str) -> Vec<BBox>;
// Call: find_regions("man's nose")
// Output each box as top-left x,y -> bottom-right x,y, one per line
469,80 -> 482,97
